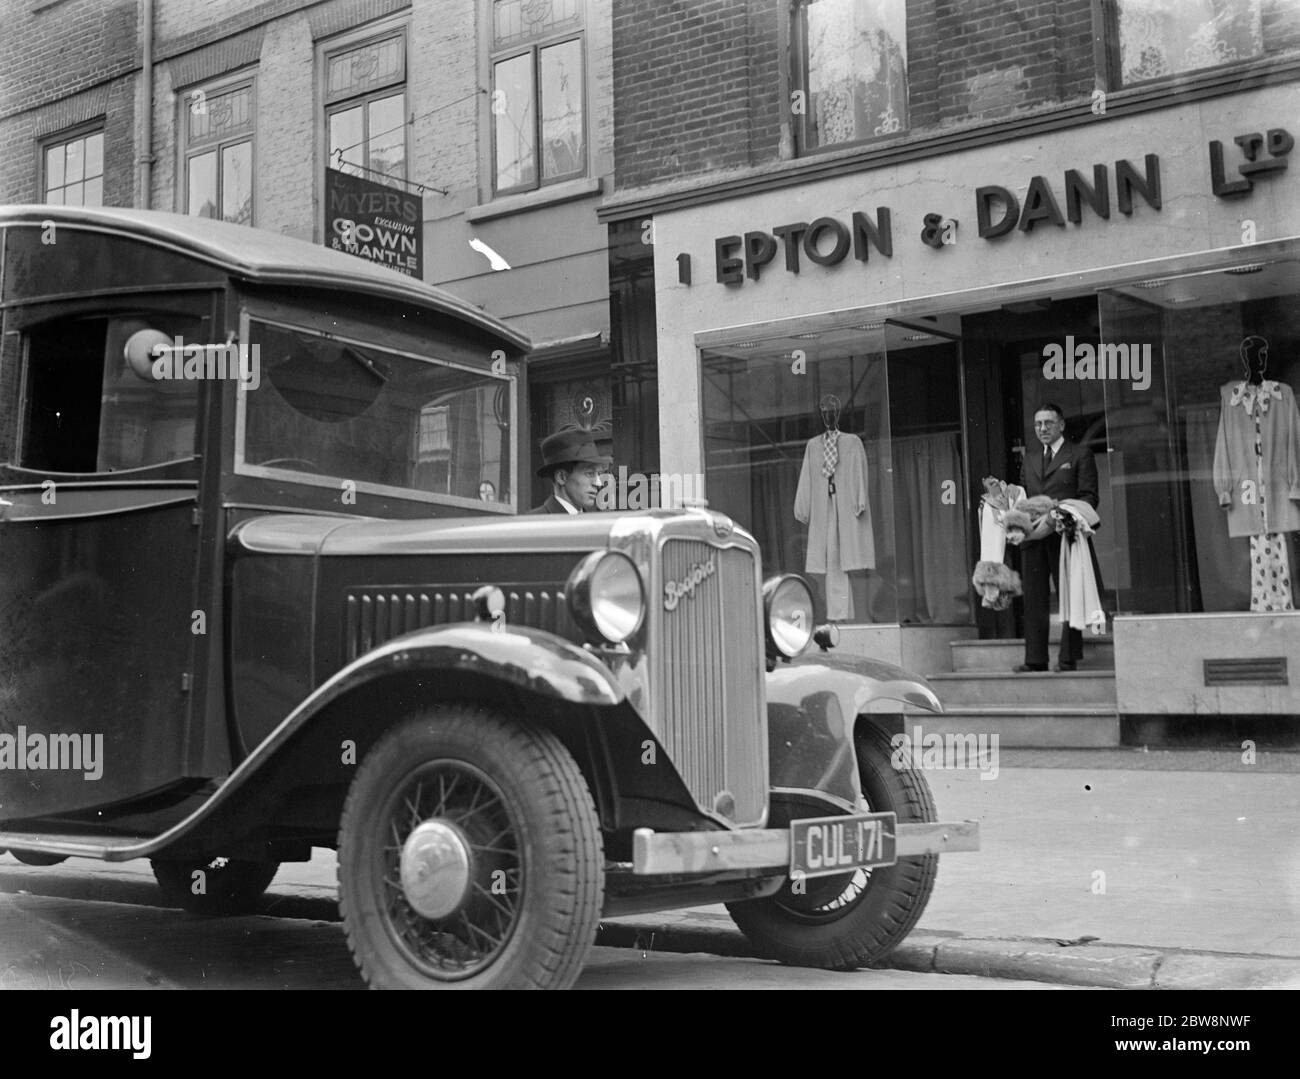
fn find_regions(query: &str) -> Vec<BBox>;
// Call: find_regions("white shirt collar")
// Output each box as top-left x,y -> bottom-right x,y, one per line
1048,436 -> 1065,456
555,492 -> 580,515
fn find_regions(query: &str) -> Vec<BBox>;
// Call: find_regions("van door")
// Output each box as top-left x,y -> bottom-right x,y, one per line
0,303 -> 210,819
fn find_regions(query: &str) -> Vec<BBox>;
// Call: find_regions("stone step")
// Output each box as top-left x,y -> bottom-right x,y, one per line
926,669 -> 1116,708
901,706 -> 1120,748
951,636 -> 1114,671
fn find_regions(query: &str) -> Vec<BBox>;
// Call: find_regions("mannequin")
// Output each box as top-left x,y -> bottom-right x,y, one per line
794,393 -> 876,620
1212,335 -> 1300,612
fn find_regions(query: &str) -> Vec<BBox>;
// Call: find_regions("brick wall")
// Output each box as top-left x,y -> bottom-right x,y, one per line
614,0 -> 782,189
0,0 -> 139,205
927,0 -> 1096,125
613,0 -> 1105,191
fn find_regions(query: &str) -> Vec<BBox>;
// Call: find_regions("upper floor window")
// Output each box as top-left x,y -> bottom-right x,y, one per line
43,128 -> 104,206
182,80 -> 254,225
792,0 -> 910,153
326,31 -> 407,184
490,0 -> 586,195
1111,0 -> 1265,85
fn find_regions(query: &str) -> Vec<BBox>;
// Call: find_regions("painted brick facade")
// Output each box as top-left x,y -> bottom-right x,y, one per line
0,0 -> 616,347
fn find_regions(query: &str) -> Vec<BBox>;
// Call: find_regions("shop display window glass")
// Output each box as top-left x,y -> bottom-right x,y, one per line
1098,260 -> 1300,614
792,0 -> 910,152
701,324 -> 970,626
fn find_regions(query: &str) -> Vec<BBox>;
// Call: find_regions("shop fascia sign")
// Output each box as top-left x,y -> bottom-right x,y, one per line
705,126 -> 1292,288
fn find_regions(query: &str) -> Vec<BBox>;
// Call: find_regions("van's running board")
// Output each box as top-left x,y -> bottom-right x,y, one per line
632,820 -> 980,875
0,831 -> 157,862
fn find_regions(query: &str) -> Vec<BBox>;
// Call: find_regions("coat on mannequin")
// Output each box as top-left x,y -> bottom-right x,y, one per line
794,394 -> 876,620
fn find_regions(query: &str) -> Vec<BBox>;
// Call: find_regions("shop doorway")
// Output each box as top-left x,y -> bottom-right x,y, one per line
961,297 -> 1117,636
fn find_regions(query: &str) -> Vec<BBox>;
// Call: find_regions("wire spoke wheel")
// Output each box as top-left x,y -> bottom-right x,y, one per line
339,704 -> 603,990
377,760 -> 522,978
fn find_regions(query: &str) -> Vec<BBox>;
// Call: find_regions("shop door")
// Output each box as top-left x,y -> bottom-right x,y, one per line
961,299 -> 1117,628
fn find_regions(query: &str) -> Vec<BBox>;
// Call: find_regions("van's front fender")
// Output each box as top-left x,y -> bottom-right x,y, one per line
765,653 -> 942,812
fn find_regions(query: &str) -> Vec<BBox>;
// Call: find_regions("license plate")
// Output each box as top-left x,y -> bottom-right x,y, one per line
790,812 -> 898,879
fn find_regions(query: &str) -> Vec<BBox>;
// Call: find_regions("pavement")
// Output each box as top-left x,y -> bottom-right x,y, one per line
3,747 -> 1297,989
601,747 -> 1300,989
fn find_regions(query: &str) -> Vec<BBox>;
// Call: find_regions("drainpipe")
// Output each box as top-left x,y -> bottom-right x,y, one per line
139,0 -> 154,208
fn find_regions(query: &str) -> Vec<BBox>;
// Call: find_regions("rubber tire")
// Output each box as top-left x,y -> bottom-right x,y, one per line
152,857 -> 281,915
726,722 -> 939,970
338,704 -> 604,990
10,851 -> 69,867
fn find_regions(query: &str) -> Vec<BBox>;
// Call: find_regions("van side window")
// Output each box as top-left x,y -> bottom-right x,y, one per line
19,315 -> 203,474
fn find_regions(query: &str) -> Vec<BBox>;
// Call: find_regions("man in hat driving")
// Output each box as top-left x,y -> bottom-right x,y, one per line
529,427 -> 612,514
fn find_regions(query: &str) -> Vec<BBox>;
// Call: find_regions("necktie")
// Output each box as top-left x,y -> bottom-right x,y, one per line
1042,446 -> 1051,473
822,430 -> 839,495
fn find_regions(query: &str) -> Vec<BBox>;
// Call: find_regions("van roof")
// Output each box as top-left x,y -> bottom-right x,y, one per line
0,205 -> 530,352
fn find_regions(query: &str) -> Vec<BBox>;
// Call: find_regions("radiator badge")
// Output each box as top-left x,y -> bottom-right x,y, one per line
664,558 -> 716,611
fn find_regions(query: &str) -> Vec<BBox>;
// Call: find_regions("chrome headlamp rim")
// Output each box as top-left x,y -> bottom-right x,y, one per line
565,549 -> 646,645
762,573 -> 815,658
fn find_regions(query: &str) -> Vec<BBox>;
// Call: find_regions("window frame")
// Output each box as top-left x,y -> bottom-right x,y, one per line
486,0 -> 589,198
40,123 -> 106,208
177,70 -> 257,226
1098,0 -> 1272,90
233,309 -> 519,514
322,26 -> 410,187
790,0 -> 913,157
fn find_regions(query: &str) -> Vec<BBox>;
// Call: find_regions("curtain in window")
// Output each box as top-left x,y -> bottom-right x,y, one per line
807,0 -> 908,145
1118,0 -> 1263,83
889,431 -> 970,625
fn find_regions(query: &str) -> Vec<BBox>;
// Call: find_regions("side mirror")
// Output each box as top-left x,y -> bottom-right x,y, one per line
123,329 -> 173,380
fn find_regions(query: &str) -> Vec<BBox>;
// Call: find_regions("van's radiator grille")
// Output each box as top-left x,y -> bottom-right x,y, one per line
657,538 -> 765,824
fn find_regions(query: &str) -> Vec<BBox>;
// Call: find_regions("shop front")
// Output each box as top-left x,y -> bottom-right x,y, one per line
647,82 -> 1300,730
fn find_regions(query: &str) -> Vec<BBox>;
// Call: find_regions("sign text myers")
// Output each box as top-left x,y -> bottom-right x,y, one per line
325,166 -> 423,278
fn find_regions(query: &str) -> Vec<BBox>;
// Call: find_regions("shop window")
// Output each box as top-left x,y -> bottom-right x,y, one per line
792,0 -> 910,153
1108,0 -> 1265,85
181,79 -> 254,225
701,325 -> 969,626
42,127 -> 104,207
488,0 -> 586,195
17,313 -> 202,474
326,31 -> 408,185
1098,261 -> 1300,614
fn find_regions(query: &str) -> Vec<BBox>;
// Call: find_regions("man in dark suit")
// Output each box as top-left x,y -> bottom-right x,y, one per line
528,427 -> 612,514
1016,402 -> 1099,672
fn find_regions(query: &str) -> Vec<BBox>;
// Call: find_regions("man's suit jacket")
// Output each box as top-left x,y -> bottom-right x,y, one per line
527,494 -> 574,515
1021,438 -> 1099,509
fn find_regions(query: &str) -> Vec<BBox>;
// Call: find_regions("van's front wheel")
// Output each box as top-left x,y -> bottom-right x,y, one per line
337,704 -> 604,990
